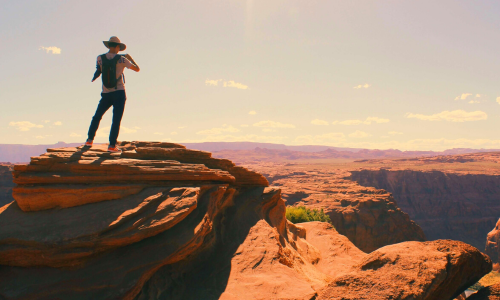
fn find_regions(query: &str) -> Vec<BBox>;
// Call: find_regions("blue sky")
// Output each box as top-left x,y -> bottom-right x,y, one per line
2,0 -> 500,150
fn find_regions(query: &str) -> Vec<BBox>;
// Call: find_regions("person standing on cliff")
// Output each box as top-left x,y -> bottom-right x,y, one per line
84,36 -> 140,153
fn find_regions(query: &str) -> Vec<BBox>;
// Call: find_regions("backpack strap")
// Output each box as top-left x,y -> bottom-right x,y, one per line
112,55 -> 122,89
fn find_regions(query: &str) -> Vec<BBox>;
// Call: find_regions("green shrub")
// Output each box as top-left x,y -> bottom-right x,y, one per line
469,271 -> 500,291
469,281 -> 484,291
286,206 -> 332,224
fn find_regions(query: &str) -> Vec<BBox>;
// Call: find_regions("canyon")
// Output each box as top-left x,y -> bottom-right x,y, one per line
0,142 -> 491,299
229,152 -> 500,254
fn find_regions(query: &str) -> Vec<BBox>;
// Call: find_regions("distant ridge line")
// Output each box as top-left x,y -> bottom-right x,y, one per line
1,141 -> 499,163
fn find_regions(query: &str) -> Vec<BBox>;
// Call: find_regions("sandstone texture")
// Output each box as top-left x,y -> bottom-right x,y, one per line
486,218 -> 500,269
255,163 -> 426,253
468,284 -> 500,300
318,240 -> 492,300
0,164 -> 14,206
0,142 -> 491,300
11,141 -> 267,212
349,169 -> 500,250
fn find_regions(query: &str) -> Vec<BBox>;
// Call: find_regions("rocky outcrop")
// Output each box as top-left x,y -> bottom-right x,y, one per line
468,284 -> 500,300
257,164 -> 425,252
349,169 -> 500,250
0,142 -> 491,299
318,239 -> 492,300
486,218 -> 500,269
11,142 -> 267,212
0,164 -> 14,206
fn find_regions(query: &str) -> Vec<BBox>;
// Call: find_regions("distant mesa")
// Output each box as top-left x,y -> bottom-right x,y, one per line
1,141 -> 499,163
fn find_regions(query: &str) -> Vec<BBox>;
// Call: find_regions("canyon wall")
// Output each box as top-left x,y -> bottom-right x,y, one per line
259,165 -> 426,253
0,164 -> 14,206
0,142 -> 490,299
349,169 -> 500,250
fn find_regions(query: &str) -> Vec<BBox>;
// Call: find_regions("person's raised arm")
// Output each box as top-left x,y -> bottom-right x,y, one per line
123,54 -> 140,72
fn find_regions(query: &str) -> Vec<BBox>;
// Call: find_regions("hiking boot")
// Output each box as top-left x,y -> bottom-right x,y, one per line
84,139 -> 93,147
107,145 -> 122,153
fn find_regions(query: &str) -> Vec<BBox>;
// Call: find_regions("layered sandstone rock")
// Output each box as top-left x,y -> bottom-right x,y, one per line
0,143 -> 491,300
318,240 -> 492,300
11,141 -> 267,212
256,164 -> 425,252
486,218 -> 500,269
349,169 -> 500,250
0,164 -> 14,206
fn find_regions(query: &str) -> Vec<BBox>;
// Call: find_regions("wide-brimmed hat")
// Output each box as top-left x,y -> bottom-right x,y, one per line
103,36 -> 126,51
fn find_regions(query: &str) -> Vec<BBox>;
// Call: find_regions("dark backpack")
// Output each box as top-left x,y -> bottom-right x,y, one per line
100,54 -> 122,89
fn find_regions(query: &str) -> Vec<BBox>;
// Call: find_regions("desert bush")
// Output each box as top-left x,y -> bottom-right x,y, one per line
285,206 -> 332,224
469,271 -> 500,291
469,281 -> 484,291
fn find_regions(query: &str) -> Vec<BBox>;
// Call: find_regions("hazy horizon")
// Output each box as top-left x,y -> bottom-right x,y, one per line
3,1 -> 500,151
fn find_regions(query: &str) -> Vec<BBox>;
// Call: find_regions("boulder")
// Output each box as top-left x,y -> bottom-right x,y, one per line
317,240 -> 492,300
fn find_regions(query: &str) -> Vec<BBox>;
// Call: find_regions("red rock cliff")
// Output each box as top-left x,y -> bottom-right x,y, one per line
349,169 -> 500,250
0,142 -> 491,300
257,165 -> 426,253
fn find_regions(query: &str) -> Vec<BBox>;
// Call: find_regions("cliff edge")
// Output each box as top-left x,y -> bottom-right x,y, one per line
0,142 -> 491,300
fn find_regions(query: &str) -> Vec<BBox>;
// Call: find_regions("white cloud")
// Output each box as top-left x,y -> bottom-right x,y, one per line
388,131 -> 403,135
353,84 -> 371,89
153,132 -> 163,135
178,126 -> 186,129
223,80 -> 249,90
43,120 -> 51,124
53,121 -> 62,126
455,93 -> 472,100
253,121 -> 295,128
241,124 -> 249,127
205,79 -> 222,86
35,135 -> 45,139
248,111 -> 257,115
476,94 -> 482,98
294,132 -> 345,144
39,46 -> 61,54
171,132 -> 178,135
206,79 -> 249,89
70,132 -> 82,137
311,119 -> 329,125
332,117 -> 389,125
349,130 -> 372,138
406,110 -> 487,122
9,121 -> 44,131
497,97 -> 500,105
469,100 -> 480,104
262,128 -> 277,132
197,125 -> 240,135
121,126 -> 138,133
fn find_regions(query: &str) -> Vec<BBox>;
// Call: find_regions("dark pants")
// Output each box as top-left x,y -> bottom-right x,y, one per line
87,90 -> 126,146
